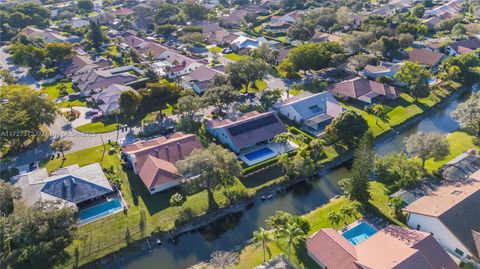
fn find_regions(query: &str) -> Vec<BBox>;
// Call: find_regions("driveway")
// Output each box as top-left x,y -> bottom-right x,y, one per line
61,106 -> 101,128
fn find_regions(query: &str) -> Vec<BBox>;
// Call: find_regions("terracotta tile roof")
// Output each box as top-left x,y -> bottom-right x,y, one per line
406,48 -> 445,66
122,133 -> 203,189
307,225 -> 459,269
307,228 -> 359,269
327,77 -> 399,100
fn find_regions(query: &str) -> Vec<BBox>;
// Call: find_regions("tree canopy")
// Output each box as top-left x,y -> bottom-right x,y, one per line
404,132 -> 450,167
394,61 -> 431,99
226,57 -> 268,93
0,85 -> 58,149
328,110 -> 368,147
452,92 -> 480,136
284,42 -> 344,74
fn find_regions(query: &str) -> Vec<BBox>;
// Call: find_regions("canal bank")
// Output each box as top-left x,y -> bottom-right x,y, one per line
84,87 -> 470,269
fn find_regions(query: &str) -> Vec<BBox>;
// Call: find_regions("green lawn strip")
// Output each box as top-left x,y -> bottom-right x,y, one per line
235,182 -> 397,269
223,53 -> 243,61
340,102 -> 391,137
424,131 -> 480,173
208,46 -> 222,53
141,105 -> 174,123
240,80 -> 267,93
76,121 -> 119,134
57,99 -> 88,108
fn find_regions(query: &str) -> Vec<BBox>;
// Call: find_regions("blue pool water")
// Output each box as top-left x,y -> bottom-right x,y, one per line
244,147 -> 274,161
342,222 -> 377,245
79,198 -> 122,222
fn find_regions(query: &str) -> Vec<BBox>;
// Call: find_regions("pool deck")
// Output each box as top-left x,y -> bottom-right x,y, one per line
239,141 -> 298,166
78,191 -> 128,226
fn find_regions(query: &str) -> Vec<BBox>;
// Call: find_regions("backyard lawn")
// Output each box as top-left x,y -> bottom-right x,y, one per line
45,145 -> 297,268
223,52 -> 243,61
425,131 -> 480,173
341,85 -> 455,137
240,80 -> 267,93
235,181 -> 396,269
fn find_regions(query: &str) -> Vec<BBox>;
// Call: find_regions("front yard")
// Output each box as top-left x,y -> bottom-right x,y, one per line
41,81 -> 87,108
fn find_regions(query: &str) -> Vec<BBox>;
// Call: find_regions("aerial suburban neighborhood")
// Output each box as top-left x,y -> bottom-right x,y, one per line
0,0 -> 479,268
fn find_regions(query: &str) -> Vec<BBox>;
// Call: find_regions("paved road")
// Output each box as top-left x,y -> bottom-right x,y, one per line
1,115 -> 137,172
0,47 -> 38,88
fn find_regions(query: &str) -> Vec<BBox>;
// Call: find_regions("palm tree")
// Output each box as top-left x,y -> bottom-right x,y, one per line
349,201 -> 364,218
340,204 -> 355,224
327,211 -> 342,227
110,108 -> 121,143
280,221 -> 305,260
371,104 -> 385,125
309,138 -> 324,161
253,228 -> 271,262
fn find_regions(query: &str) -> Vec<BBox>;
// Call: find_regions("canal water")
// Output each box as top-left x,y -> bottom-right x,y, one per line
110,94 -> 465,269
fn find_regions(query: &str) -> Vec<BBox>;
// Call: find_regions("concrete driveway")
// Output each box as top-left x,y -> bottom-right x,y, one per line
61,106 -> 101,128
0,46 -> 38,89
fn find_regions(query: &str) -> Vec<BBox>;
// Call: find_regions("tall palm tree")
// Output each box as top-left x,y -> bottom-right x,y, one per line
327,211 -> 342,227
110,108 -> 121,143
280,221 -> 305,260
253,228 -> 271,262
371,104 -> 385,125
340,204 -> 355,224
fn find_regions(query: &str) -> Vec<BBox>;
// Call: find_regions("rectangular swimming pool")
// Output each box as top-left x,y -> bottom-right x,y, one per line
342,222 -> 377,245
244,147 -> 274,161
79,198 -> 123,222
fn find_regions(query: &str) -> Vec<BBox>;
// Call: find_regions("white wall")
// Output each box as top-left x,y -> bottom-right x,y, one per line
149,180 -> 179,194
407,213 -> 478,265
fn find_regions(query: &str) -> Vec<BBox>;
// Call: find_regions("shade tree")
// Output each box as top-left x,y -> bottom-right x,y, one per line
404,132 -> 450,167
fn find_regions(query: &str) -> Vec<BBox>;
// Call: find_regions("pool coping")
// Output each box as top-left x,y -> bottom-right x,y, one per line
239,141 -> 298,166
339,219 -> 378,245
78,191 -> 128,226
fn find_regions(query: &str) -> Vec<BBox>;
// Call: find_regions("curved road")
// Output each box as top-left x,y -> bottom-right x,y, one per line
1,115 -> 137,172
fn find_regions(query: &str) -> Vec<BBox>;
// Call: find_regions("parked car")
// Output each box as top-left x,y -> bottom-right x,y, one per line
221,48 -> 232,54
29,162 -> 39,172
68,93 -> 82,100
85,110 -> 99,116
91,114 -> 104,122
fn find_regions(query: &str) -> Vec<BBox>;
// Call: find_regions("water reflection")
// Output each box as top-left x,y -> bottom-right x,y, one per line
110,92 -> 466,269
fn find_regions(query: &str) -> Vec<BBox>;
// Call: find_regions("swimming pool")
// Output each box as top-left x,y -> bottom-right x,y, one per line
342,222 -> 377,245
79,198 -> 123,223
243,147 -> 274,162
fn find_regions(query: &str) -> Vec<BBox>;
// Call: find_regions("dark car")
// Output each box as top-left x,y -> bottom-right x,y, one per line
68,93 -> 82,100
91,114 -> 104,122
29,162 -> 38,172
85,110 -> 99,116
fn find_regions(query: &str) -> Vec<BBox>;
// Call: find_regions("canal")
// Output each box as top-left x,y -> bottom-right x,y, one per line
110,94 -> 464,269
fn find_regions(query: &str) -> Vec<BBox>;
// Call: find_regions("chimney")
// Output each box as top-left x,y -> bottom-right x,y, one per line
154,149 -> 160,158
177,142 -> 182,159
165,146 -> 170,161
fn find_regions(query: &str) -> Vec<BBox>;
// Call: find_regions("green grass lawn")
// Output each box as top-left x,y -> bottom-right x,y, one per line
341,85 -> 455,137
45,145 -> 300,268
208,46 -> 222,53
41,81 -> 87,107
76,121 -> 119,134
235,181 -> 398,269
141,104 -> 174,123
240,80 -> 267,93
223,52 -> 243,61
425,131 -> 480,173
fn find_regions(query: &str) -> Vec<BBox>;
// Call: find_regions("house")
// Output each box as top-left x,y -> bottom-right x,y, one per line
425,0 -> 465,17
230,35 -> 260,52
403,167 -> 480,266
196,22 -> 224,34
255,37 -> 281,49
183,65 -> 224,94
58,18 -> 90,29
111,7 -> 134,17
405,48 -> 445,68
152,52 -> 206,79
220,10 -> 247,27
363,61 -> 401,80
422,13 -> 454,30
122,132 -> 203,194
327,77 -> 399,104
11,163 -> 124,223
263,21 -> 291,33
275,46 -> 292,64
440,150 -> 480,181
310,31 -> 342,43
446,39 -> 480,56
271,10 -> 303,24
20,26 -> 82,43
206,111 -> 288,153
91,84 -> 136,114
275,91 -> 344,135
204,30 -> 240,46
60,54 -> 111,77
71,66 -> 138,96
307,224 -> 459,269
